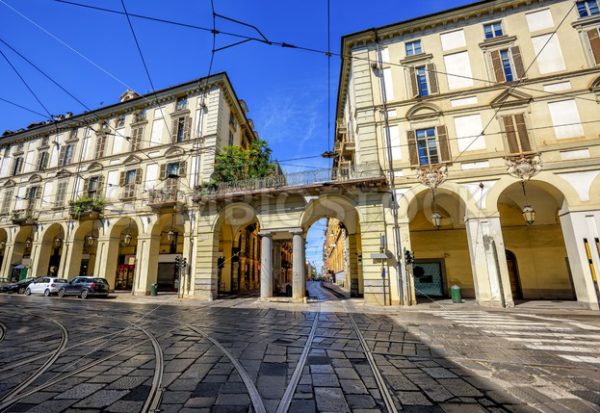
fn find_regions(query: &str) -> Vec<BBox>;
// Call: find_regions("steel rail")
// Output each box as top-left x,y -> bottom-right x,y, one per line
139,325 -> 165,413
0,321 -> 6,344
275,308 -> 320,413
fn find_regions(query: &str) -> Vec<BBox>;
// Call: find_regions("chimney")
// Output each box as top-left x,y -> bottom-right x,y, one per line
120,89 -> 140,102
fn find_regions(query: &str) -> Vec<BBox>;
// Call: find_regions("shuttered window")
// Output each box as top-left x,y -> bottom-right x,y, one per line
587,28 -> 600,65
501,114 -> 532,154
490,47 -> 525,82
95,135 -> 107,159
409,64 -> 438,97
12,157 -> 23,175
55,180 -> 69,206
120,169 -> 143,199
37,152 -> 49,171
131,126 -> 143,151
59,144 -> 75,167
171,116 -> 191,143
26,186 -> 41,209
86,175 -> 104,199
408,126 -> 451,167
2,188 -> 13,212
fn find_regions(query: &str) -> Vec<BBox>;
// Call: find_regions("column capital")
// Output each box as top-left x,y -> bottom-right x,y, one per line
290,228 -> 305,236
258,230 -> 273,237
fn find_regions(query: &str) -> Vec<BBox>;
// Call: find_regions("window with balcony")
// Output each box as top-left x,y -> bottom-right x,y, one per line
12,157 -> 24,176
407,126 -> 451,167
26,185 -> 40,209
490,47 -> 525,82
484,21 -> 504,39
405,40 -> 422,56
176,96 -> 188,111
577,0 -> 599,17
37,151 -> 49,171
501,114 -> 532,154
86,175 -> 103,199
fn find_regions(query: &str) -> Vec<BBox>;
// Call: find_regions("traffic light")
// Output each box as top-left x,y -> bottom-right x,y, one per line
404,249 -> 415,265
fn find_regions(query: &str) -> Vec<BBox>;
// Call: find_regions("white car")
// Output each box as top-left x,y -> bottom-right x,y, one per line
25,277 -> 69,296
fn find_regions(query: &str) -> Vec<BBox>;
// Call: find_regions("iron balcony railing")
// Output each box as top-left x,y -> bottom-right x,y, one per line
147,187 -> 187,207
195,162 -> 383,199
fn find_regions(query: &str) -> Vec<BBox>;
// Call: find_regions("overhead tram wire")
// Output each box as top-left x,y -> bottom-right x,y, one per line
52,0 -> 600,107
0,96 -> 49,118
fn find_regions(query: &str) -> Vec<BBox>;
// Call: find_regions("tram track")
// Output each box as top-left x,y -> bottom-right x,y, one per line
0,321 -> 6,344
345,303 -> 399,413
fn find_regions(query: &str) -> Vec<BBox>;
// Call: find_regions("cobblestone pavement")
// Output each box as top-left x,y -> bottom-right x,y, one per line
0,283 -> 598,412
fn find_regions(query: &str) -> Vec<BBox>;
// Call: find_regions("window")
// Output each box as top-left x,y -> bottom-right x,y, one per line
229,112 -> 237,129
120,168 -> 142,199
577,0 -> 599,17
407,126 -> 450,167
228,131 -> 234,146
171,116 -> 190,143
134,109 -> 146,123
2,188 -> 13,212
176,96 -> 188,111
59,143 -> 75,166
490,47 -> 525,82
409,64 -> 438,97
41,137 -> 49,147
69,129 -> 78,140
95,135 -> 107,158
100,120 -> 110,131
586,27 -> 600,65
86,176 -> 103,198
55,180 -> 68,206
16,143 -> 24,153
130,126 -> 143,151
501,114 -> 532,154
405,40 -> 422,56
160,161 -> 186,182
416,66 -> 429,96
167,162 -> 180,177
27,186 -> 40,208
484,22 -> 504,39
416,128 -> 439,165
37,152 -> 49,171
115,114 -> 126,128
12,157 -> 24,175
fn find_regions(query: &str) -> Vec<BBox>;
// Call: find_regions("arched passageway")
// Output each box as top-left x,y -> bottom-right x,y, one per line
150,212 -> 187,292
106,218 -> 139,290
0,229 -> 7,279
33,223 -> 65,278
498,180 -> 576,300
407,188 -> 473,299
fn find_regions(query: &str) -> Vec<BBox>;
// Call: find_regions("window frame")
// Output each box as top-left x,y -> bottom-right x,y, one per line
416,66 -> 429,96
405,40 -> 423,57
176,96 -> 188,111
415,127 -> 440,166
484,21 -> 504,39
37,151 -> 49,171
577,0 -> 600,17
55,179 -> 69,206
12,157 -> 24,176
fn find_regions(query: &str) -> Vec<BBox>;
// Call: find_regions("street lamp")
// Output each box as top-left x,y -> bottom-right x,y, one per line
167,228 -> 176,242
54,236 -> 62,248
86,234 -> 96,246
122,219 -> 133,246
431,211 -> 442,230
0,241 -> 5,250
25,236 -> 32,249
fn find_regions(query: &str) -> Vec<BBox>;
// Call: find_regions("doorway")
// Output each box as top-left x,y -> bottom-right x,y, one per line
505,250 -> 523,300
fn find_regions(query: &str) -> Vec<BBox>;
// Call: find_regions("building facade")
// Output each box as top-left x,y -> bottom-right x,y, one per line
323,218 -> 353,292
0,73 -> 259,295
335,0 -> 600,308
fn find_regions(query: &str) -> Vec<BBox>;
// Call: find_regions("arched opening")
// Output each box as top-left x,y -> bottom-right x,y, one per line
300,196 -> 362,299
151,212 -> 186,292
498,180 -> 576,301
408,189 -> 473,300
108,218 -> 139,290
214,204 -> 262,297
69,220 -> 102,277
505,250 -> 522,300
35,223 -> 65,277
11,226 -> 34,280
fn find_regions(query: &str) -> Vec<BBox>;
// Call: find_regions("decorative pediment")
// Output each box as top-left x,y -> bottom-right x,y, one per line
406,103 -> 442,121
87,162 -> 104,172
164,146 -> 185,158
55,169 -> 72,178
122,154 -> 142,166
4,179 -> 15,188
491,89 -> 532,108
28,174 -> 42,183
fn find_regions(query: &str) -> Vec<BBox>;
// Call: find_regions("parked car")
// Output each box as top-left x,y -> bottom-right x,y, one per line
58,276 -> 110,299
25,277 -> 69,296
0,277 -> 36,294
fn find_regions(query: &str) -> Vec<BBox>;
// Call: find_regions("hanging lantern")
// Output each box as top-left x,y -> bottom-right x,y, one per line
123,232 -> 132,246
522,205 -> 536,225
54,237 -> 63,248
25,237 -> 32,249
0,241 -> 5,250
86,234 -> 96,246
431,211 -> 442,230
167,228 -> 176,242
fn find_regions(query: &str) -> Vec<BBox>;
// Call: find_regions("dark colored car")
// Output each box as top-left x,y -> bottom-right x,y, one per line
0,278 -> 36,294
58,276 -> 110,299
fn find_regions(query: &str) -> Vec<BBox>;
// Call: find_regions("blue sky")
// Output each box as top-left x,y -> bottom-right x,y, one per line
0,0 -> 473,271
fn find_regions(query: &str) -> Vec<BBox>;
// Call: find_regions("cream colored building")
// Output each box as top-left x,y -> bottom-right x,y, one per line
335,0 -> 600,308
0,73 -> 258,295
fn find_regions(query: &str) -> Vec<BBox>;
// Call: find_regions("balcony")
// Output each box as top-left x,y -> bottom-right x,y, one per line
69,198 -> 105,220
11,208 -> 39,225
193,162 -> 384,202
147,188 -> 187,211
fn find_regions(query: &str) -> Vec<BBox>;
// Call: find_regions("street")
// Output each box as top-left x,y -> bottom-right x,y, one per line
0,281 -> 599,412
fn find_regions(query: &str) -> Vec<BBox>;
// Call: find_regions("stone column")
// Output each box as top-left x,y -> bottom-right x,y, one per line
260,232 -> 273,300
292,230 -> 306,302
133,234 -> 160,296
0,243 -> 14,280
94,236 -> 120,286
465,216 -> 514,307
182,232 -> 193,297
